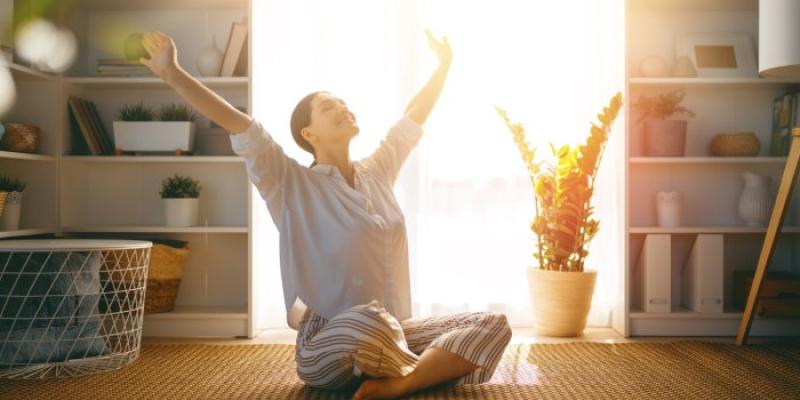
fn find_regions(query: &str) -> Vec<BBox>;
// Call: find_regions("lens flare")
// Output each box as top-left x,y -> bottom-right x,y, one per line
15,18 -> 77,72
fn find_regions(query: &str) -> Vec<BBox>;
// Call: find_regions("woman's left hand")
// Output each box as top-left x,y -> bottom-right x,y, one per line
425,29 -> 452,68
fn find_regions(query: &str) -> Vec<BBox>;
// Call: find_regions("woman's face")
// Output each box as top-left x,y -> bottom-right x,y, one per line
305,92 -> 359,144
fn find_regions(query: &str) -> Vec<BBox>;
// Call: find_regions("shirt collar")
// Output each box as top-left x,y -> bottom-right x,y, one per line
310,161 -> 359,177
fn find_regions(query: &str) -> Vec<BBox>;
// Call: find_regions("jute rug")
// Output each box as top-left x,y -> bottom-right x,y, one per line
2,341 -> 799,399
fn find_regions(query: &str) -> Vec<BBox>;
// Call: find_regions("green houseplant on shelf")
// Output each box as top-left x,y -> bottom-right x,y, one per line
113,102 -> 198,155
632,89 -> 695,157
496,92 -> 622,337
160,174 -> 202,227
0,175 -> 27,230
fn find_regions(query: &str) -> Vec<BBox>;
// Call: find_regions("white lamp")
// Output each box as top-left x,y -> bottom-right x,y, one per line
760,0 -> 800,78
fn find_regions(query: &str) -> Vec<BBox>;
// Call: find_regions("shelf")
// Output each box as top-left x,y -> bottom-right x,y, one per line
629,157 -> 787,164
3,61 -> 58,81
0,228 -> 58,239
630,306 -> 744,319
630,0 -> 756,12
628,77 -> 800,87
0,151 -> 56,162
62,155 -> 244,163
142,305 -> 248,337
62,226 -> 248,234
64,76 -> 248,90
629,226 -> 800,234
77,0 -> 248,10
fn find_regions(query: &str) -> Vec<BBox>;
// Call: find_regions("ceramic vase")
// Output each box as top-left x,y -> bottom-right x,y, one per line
163,198 -> 199,227
196,34 -> 223,77
738,172 -> 770,227
656,191 -> 682,227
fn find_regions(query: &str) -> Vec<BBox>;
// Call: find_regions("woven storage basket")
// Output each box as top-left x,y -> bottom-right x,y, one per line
1,123 -> 40,153
0,191 -> 6,218
709,132 -> 760,157
104,239 -> 190,313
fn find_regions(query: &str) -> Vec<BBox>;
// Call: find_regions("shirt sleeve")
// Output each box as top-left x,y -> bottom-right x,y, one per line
230,118 -> 301,203
359,115 -> 424,188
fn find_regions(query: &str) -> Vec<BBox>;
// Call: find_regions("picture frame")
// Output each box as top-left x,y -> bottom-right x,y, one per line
675,32 -> 757,78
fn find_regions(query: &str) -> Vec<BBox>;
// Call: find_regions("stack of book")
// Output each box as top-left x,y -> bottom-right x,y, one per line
770,92 -> 800,156
68,96 -> 114,155
220,19 -> 248,77
95,59 -> 153,77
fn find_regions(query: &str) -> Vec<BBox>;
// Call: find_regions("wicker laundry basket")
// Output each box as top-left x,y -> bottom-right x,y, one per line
709,132 -> 761,157
104,239 -> 190,313
1,123 -> 40,153
0,239 -> 152,379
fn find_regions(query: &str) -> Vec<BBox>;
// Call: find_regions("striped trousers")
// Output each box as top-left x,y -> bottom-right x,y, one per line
294,299 -> 513,391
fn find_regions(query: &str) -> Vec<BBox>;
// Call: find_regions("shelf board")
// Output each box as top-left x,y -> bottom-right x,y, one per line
629,157 -> 788,165
143,305 -> 247,320
0,151 -> 56,162
629,226 -> 800,234
62,226 -> 248,233
630,306 -> 745,319
3,61 -> 58,81
629,77 -> 800,87
630,0 -> 756,12
77,0 -> 248,10
64,76 -> 248,89
62,155 -> 244,163
0,228 -> 58,239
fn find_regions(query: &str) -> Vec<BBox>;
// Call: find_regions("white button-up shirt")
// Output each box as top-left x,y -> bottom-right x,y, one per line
230,116 -> 423,330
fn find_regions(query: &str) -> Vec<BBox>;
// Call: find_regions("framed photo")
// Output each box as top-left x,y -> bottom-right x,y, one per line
675,33 -> 757,78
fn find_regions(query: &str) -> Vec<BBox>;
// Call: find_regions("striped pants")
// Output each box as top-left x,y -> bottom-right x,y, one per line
294,299 -> 512,391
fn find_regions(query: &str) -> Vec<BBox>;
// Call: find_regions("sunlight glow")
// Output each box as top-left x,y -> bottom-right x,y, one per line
252,0 -> 624,328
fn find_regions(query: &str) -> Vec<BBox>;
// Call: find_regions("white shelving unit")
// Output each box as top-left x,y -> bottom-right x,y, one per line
625,0 -> 800,336
1,0 -> 255,338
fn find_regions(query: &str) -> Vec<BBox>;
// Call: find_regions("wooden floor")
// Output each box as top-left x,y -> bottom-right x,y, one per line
142,327 -> 779,345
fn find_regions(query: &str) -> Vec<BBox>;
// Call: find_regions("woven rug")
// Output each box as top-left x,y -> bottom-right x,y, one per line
2,341 -> 799,399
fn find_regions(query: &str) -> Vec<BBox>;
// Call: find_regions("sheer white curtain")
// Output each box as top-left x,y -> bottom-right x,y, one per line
251,0 -> 624,329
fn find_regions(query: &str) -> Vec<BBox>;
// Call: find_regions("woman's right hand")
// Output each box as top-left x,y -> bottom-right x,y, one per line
140,31 -> 180,81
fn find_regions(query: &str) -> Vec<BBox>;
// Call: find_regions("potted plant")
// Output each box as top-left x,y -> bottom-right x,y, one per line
496,92 -> 622,337
160,174 -> 202,227
0,175 -> 27,230
632,89 -> 695,157
113,102 -> 198,154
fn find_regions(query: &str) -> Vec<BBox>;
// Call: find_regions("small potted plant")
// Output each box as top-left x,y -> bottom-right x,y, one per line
496,92 -> 622,337
632,89 -> 695,157
0,175 -> 27,230
160,174 -> 202,227
113,102 -> 198,154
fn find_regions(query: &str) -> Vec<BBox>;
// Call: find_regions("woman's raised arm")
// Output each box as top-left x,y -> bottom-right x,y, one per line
404,29 -> 452,126
140,31 -> 252,134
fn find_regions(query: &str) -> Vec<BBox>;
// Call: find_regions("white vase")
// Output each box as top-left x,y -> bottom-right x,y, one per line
196,34 -> 223,77
656,191 -> 682,227
0,191 -> 22,230
738,172 -> 770,227
163,198 -> 199,227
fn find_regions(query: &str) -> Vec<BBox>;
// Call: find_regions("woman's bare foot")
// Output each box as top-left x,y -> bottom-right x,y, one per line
352,376 -> 410,400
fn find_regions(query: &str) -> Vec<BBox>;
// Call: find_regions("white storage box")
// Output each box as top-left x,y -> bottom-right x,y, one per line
636,234 -> 671,313
112,121 -> 196,152
681,234 -> 724,313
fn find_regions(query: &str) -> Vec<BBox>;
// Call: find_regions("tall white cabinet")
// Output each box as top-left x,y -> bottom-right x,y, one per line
625,0 -> 800,336
1,0 -> 256,338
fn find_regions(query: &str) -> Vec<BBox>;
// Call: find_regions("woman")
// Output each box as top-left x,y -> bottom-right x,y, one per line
140,30 -> 511,400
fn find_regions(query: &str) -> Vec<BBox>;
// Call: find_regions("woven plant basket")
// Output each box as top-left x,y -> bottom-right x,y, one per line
103,239 -> 190,313
0,191 -> 6,218
1,123 -> 40,153
709,132 -> 760,157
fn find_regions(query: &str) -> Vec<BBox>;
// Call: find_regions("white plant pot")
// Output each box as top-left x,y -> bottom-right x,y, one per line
527,267 -> 597,337
163,198 -> 199,227
0,191 -> 22,230
113,121 -> 196,152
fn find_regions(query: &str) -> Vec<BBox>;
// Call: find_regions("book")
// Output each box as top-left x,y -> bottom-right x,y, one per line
221,21 -> 248,77
83,98 -> 113,155
68,97 -> 101,155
